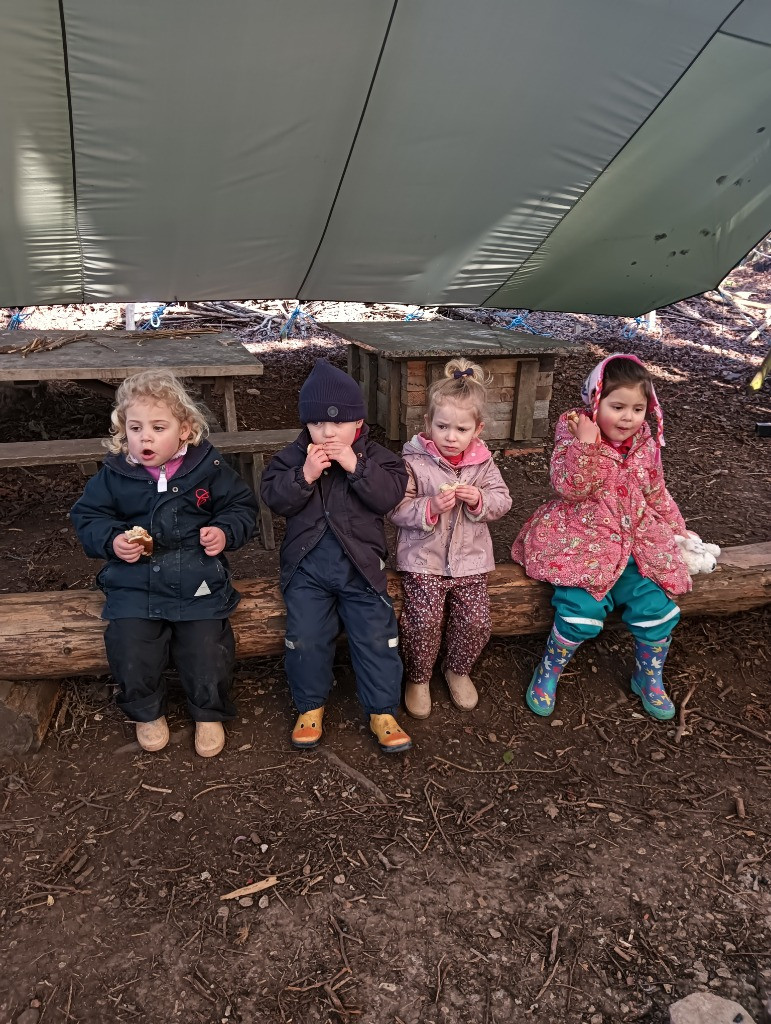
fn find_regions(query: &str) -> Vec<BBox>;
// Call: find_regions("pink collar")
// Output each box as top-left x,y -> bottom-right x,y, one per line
419,434 -> 490,466
126,444 -> 189,487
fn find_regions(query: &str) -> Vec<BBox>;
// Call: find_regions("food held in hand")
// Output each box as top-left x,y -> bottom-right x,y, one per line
567,410 -> 580,423
439,482 -> 460,492
124,525 -> 153,555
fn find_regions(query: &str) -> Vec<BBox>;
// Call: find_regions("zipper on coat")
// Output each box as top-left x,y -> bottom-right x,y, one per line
319,470 -> 372,584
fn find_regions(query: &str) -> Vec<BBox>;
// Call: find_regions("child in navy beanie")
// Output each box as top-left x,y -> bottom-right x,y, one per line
261,359 -> 412,754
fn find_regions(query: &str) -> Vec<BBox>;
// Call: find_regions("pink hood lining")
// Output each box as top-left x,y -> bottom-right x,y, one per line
580,353 -> 665,449
408,434 -> 492,467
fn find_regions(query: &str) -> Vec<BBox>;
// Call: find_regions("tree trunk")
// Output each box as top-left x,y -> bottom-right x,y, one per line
0,544 -> 767,681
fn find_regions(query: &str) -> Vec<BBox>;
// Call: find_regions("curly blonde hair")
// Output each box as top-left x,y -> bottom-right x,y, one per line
426,358 -> 489,425
104,370 -> 209,455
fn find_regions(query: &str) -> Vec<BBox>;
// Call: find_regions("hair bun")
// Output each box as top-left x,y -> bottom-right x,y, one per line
444,358 -> 483,383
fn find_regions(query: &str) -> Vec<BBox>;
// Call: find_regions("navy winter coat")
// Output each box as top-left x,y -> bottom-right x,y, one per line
260,425 -> 407,593
70,441 -> 257,621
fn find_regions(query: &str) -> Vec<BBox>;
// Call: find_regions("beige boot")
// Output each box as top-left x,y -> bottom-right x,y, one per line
444,667 -> 479,711
136,717 -> 169,752
405,682 -> 432,720
195,721 -> 225,758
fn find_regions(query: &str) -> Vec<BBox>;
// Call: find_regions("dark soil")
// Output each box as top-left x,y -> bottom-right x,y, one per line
1,278 -> 770,1024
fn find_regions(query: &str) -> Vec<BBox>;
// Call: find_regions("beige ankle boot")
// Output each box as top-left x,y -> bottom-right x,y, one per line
195,721 -> 225,758
136,717 -> 169,752
444,667 -> 479,711
405,682 -> 432,720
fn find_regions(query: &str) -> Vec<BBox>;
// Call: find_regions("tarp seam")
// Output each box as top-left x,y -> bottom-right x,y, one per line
58,0 -> 85,302
295,0 -> 400,299
479,0 -> 749,308
719,29 -> 771,49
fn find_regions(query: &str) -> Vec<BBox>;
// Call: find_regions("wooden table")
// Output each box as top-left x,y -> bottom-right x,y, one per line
325,320 -> 578,446
0,330 -> 263,432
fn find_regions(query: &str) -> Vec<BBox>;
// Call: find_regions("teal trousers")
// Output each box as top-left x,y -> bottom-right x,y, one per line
552,558 -> 680,645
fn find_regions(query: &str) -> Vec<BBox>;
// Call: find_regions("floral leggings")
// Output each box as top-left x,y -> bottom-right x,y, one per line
400,572 -> 491,686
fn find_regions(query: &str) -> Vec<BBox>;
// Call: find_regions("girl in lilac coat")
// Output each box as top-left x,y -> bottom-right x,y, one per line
389,359 -> 512,720
512,354 -> 692,722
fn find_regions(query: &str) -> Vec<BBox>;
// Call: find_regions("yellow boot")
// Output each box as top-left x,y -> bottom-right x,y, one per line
370,713 -> 412,754
291,707 -> 324,749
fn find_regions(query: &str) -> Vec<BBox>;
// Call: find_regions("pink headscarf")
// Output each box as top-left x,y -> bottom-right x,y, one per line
580,353 -> 665,448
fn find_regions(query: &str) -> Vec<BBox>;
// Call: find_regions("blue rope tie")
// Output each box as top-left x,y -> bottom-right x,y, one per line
280,305 -> 302,339
622,317 -> 643,340
8,309 -> 31,330
138,302 -> 170,330
279,304 -> 318,339
403,307 -> 425,321
504,312 -> 549,336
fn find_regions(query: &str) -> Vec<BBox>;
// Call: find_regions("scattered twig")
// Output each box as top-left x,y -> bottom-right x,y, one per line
549,924 -> 560,965
319,748 -> 390,805
220,875 -> 278,901
697,712 -> 771,747
534,957 -> 561,1002
674,684 -> 697,744
434,954 -> 449,1004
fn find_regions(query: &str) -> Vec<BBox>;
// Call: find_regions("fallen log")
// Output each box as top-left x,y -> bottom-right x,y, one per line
0,543 -> 767,681
0,680 -> 62,754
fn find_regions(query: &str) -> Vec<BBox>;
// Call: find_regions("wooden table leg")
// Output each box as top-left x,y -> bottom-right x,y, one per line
247,452 -> 275,550
222,379 -> 238,432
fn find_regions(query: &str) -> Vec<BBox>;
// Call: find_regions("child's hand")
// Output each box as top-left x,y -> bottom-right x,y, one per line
113,534 -> 144,562
321,440 -> 357,473
303,443 -> 331,483
567,411 -> 601,445
429,489 -> 457,517
454,484 -> 481,508
200,526 -> 226,556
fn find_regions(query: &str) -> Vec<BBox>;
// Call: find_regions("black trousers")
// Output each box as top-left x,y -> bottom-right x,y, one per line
104,618 -> 237,723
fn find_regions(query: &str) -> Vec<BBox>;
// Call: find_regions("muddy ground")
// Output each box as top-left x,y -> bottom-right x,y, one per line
0,272 -> 770,1024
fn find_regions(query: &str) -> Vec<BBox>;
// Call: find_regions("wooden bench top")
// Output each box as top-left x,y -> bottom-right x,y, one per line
0,330 -> 264,382
0,429 -> 299,469
324,320 -> 577,358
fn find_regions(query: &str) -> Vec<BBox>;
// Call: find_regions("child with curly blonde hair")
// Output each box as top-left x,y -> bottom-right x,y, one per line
71,370 -> 257,757
389,358 -> 512,719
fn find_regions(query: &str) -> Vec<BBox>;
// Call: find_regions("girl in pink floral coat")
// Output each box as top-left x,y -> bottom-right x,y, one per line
511,354 -> 691,722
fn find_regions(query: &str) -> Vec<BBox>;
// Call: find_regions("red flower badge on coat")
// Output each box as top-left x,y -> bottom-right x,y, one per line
195,488 -> 210,508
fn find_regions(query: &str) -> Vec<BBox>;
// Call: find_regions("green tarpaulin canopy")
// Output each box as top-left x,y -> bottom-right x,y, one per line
2,1 -> 770,314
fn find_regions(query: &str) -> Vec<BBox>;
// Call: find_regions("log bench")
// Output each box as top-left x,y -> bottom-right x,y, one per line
0,543 -> 767,681
0,428 -> 298,550
0,541 -> 768,754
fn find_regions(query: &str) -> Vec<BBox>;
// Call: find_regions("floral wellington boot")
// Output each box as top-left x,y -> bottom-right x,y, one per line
630,637 -> 675,721
526,627 -> 581,717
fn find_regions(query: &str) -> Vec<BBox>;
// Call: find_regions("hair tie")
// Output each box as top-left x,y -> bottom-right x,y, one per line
453,368 -> 474,379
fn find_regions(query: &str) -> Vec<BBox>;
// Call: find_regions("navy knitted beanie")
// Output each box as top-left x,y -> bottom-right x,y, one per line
298,359 -> 365,423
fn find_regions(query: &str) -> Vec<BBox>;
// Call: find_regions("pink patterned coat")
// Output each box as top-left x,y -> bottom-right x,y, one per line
511,412 -> 692,600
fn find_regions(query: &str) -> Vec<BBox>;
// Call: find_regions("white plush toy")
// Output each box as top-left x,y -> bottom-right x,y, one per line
674,532 -> 721,575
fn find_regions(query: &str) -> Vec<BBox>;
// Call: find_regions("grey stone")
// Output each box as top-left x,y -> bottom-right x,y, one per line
17,1010 -> 41,1024
669,992 -> 756,1024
